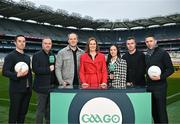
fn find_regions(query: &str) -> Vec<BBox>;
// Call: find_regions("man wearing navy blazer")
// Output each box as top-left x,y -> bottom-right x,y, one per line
32,37 -> 57,124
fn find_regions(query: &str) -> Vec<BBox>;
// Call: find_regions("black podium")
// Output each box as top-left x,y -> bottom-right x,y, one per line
50,87 -> 151,124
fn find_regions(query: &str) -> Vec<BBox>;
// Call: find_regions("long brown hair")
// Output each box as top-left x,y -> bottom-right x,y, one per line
85,37 -> 100,53
106,44 -> 121,65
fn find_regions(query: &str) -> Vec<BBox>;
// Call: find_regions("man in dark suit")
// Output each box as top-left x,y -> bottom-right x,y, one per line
2,35 -> 32,123
32,37 -> 57,124
145,35 -> 174,123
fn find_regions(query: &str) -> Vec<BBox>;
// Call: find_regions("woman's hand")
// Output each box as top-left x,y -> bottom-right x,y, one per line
82,83 -> 89,89
109,74 -> 114,79
100,83 -> 107,89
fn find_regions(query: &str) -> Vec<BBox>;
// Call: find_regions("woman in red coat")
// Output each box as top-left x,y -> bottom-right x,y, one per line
80,37 -> 108,89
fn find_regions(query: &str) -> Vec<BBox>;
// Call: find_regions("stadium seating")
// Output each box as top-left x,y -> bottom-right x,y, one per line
1,18 -> 180,43
0,17 -> 180,59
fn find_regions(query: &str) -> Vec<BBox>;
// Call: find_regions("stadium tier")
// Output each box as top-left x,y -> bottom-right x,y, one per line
0,0 -> 180,54
0,18 -> 180,54
0,18 -> 180,43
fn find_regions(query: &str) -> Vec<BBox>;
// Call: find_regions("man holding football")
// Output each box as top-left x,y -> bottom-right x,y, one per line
2,35 -> 32,123
145,35 -> 174,123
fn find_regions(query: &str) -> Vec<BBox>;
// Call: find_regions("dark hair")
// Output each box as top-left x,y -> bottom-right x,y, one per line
145,34 -> 155,39
85,37 -> 100,53
106,44 -> 121,65
126,36 -> 136,43
15,35 -> 25,42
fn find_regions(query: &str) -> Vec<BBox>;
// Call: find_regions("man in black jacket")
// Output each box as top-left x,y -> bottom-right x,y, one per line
32,37 -> 57,124
122,37 -> 146,86
145,35 -> 174,123
2,35 -> 32,123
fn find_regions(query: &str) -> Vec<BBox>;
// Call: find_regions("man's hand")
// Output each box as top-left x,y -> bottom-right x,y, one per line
127,82 -> 133,87
17,69 -> 28,77
150,75 -> 160,81
63,81 -> 70,87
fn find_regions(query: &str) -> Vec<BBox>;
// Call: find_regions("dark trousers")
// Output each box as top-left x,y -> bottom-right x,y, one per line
9,91 -> 32,123
147,83 -> 168,124
35,93 -> 50,124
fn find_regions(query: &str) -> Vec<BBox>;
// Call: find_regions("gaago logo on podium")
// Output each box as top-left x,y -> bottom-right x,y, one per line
79,97 -> 122,124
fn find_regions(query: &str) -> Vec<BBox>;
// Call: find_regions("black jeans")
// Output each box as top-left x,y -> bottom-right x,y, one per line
9,90 -> 32,123
147,83 -> 168,124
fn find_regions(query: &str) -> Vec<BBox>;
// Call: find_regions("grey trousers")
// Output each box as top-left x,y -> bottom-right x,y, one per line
35,93 -> 49,124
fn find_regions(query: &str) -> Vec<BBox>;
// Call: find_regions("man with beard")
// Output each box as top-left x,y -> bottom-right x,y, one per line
32,37 -> 57,124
